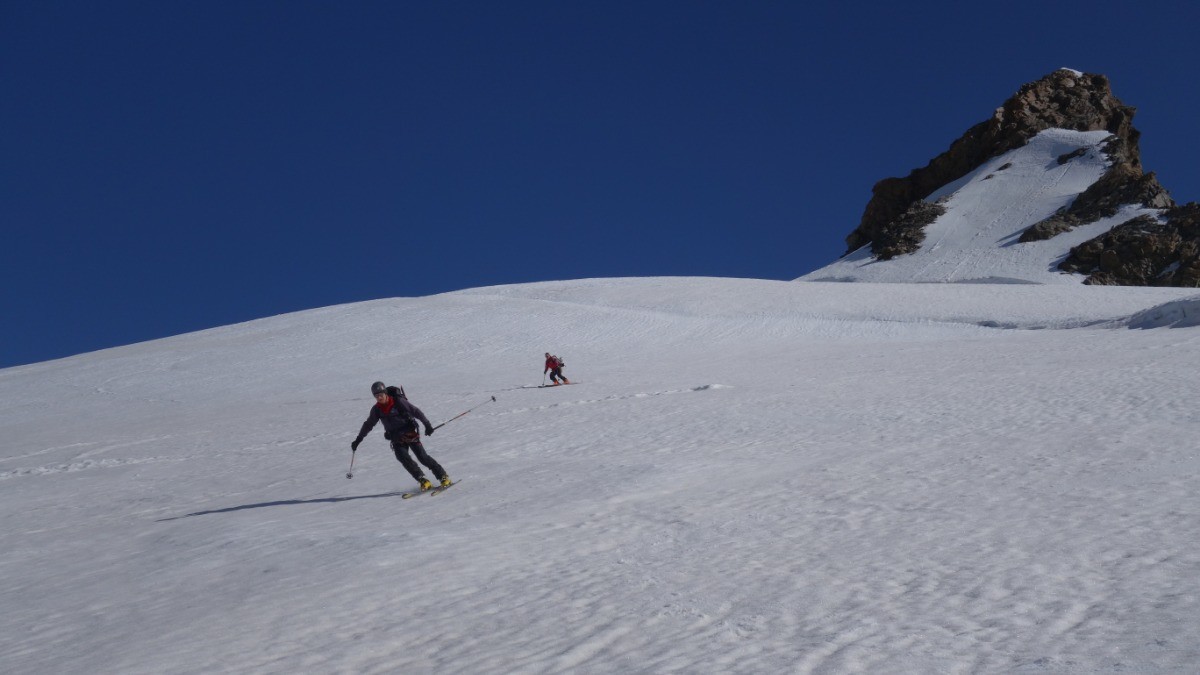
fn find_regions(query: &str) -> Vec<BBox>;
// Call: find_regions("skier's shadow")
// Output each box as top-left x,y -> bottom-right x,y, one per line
156,491 -> 406,521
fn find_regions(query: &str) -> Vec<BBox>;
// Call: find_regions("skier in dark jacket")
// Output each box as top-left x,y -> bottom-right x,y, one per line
544,353 -> 570,385
351,381 -> 450,490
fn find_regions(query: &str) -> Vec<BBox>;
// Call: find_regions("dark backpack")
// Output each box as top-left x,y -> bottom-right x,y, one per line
555,356 -> 565,368
386,385 -> 407,399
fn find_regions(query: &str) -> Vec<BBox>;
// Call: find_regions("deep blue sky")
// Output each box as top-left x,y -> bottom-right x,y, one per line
3,1 -> 1198,368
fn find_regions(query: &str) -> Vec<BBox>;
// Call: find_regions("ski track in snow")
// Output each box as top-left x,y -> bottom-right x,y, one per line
0,455 -> 188,479
2,278 -> 1199,673
0,433 -> 344,480
0,389 -> 729,481
497,384 -> 730,416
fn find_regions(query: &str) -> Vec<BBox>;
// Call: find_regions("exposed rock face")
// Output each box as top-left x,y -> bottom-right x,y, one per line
872,200 -> 946,260
1060,204 -> 1200,286
841,69 -> 1199,286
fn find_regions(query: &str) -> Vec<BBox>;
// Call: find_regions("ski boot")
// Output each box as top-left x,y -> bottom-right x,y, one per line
440,476 -> 452,488
418,477 -> 433,491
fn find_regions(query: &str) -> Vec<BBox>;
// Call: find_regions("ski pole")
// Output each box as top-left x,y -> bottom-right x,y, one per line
542,372 -> 547,386
346,451 -> 356,479
432,395 -> 497,431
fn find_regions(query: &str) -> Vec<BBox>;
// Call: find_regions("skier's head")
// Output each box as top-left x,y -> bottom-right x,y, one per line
371,381 -> 387,397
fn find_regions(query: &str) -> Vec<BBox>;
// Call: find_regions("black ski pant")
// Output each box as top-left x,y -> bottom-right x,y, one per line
391,439 -> 446,482
549,367 -> 566,383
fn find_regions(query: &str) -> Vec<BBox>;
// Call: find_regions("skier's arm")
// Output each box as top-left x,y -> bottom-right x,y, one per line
352,407 -> 380,448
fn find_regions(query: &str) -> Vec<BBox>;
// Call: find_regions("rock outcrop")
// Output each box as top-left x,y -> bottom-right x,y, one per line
1060,204 -> 1200,286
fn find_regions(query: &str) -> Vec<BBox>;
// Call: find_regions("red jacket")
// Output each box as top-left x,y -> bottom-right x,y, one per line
545,355 -> 561,372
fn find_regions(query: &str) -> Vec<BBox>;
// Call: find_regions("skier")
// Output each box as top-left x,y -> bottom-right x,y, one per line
350,381 -> 451,491
544,352 -> 570,385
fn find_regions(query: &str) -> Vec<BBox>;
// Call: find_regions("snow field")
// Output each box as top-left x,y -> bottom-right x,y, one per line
2,278 -> 1199,673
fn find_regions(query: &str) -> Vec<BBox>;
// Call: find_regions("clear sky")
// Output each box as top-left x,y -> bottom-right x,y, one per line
3,0 -> 1198,368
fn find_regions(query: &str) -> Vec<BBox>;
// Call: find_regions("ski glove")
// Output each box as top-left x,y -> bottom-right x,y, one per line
424,424 -> 435,437
383,431 -> 392,440
351,439 -> 360,452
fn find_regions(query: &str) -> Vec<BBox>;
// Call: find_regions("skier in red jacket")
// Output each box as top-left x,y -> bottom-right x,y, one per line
544,353 -> 570,385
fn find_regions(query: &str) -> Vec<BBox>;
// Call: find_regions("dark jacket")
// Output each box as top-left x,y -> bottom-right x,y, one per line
354,396 -> 433,444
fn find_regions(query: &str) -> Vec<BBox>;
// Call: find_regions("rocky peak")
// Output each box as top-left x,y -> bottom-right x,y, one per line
993,69 -> 1140,168
846,70 -> 1153,257
835,69 -> 1197,287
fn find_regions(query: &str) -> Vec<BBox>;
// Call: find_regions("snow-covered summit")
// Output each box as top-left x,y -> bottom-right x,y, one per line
799,129 -> 1159,284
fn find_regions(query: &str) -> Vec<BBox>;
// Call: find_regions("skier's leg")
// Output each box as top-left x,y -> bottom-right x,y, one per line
391,442 -> 425,481
409,441 -> 447,481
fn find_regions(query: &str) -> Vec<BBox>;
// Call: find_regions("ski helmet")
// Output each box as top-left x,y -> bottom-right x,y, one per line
371,381 -> 387,396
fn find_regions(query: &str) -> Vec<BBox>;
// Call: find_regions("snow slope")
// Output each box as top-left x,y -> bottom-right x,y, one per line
799,129 -> 1162,285
2,277 -> 1199,673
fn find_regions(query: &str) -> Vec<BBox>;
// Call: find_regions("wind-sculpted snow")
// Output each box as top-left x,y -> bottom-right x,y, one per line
1123,294 -> 1200,329
1,277 -> 1199,673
